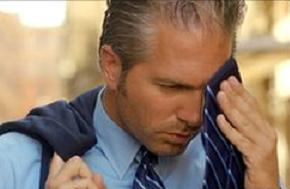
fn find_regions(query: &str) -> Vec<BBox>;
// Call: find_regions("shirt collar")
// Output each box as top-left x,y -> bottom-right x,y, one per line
93,86 -> 141,179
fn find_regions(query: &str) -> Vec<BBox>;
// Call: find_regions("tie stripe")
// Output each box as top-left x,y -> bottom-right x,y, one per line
202,79 -> 245,189
205,86 -> 244,177
206,86 -> 218,104
133,147 -> 165,189
206,107 -> 244,177
205,108 -> 231,150
204,132 -> 229,173
134,178 -> 146,189
205,108 -> 243,175
205,156 -> 224,189
145,175 -> 164,188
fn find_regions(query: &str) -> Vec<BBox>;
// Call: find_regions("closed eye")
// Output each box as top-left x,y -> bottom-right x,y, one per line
153,77 -> 203,91
159,84 -> 192,91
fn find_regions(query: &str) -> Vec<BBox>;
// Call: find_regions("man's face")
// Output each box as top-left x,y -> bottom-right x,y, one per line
109,22 -> 231,156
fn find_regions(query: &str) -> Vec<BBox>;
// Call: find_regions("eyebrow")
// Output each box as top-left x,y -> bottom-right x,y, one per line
154,77 -> 205,90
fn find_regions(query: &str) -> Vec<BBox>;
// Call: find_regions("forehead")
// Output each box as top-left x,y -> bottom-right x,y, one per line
144,21 -> 232,88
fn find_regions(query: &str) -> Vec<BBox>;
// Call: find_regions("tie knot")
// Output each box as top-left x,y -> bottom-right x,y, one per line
140,146 -> 158,166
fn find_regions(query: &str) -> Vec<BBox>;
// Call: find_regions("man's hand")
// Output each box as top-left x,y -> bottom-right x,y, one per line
45,153 -> 106,189
216,76 -> 280,189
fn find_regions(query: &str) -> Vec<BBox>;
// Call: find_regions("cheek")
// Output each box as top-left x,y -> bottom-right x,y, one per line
125,72 -> 179,127
129,87 -> 177,126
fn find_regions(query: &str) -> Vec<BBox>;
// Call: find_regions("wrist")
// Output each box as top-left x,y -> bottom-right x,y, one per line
245,169 -> 280,189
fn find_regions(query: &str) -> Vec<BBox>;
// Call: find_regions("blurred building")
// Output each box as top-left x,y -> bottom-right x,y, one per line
63,1 -> 106,99
0,11 -> 65,121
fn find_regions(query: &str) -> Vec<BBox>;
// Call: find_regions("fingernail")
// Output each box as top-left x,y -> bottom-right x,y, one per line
216,114 -> 226,126
217,114 -> 223,121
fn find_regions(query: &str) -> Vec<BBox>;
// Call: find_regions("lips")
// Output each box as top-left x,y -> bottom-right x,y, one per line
164,132 -> 193,145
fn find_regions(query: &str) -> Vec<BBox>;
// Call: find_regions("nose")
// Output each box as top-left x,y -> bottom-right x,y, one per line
176,91 -> 203,127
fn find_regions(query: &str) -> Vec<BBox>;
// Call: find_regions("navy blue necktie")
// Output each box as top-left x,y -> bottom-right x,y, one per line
201,58 -> 245,189
133,147 -> 165,189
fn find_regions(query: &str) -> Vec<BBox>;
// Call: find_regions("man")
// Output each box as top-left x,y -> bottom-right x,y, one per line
0,1 -> 284,189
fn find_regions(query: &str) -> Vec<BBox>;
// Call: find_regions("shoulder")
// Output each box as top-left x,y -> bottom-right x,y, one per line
0,132 -> 42,189
0,132 -> 42,151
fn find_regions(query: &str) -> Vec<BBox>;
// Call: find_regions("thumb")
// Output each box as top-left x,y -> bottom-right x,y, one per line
93,174 -> 106,189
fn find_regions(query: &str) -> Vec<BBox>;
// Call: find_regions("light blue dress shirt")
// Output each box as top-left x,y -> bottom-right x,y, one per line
0,87 -> 211,189
0,87 -> 206,189
0,87 -> 288,189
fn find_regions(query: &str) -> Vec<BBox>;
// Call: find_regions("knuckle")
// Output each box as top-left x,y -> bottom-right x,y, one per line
227,131 -> 239,146
236,86 -> 244,96
240,119 -> 249,128
68,156 -> 83,164
236,135 -> 249,152
247,94 -> 257,105
241,138 -> 250,149
220,81 -> 227,91
269,128 -> 278,143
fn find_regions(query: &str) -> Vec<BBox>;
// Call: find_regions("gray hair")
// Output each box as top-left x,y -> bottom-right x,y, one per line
99,0 -> 246,72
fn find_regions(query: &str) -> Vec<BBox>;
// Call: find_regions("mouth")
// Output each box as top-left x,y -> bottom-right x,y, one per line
163,132 -> 197,145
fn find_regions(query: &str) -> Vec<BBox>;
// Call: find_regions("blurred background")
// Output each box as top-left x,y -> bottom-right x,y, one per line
0,0 -> 289,186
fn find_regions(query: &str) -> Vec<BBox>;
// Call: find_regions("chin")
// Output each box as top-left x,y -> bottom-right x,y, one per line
152,144 -> 187,156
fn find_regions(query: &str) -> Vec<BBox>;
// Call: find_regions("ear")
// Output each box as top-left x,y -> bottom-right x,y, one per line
99,45 -> 122,90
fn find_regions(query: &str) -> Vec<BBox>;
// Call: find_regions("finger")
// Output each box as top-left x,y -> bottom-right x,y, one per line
220,79 -> 252,115
48,153 -> 65,179
55,156 -> 93,184
219,81 -> 261,130
216,90 -> 259,142
225,77 -> 263,123
216,114 -> 252,155
227,76 -> 257,107
227,76 -> 271,132
222,77 -> 273,137
58,178 -> 100,189
93,174 -> 106,189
